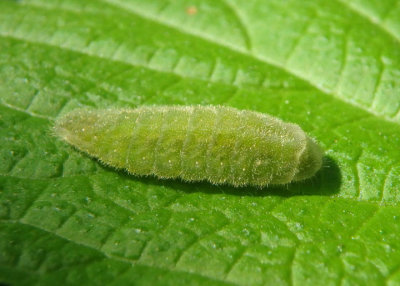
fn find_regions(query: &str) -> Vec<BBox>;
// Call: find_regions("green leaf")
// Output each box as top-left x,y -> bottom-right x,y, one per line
1,0 -> 400,285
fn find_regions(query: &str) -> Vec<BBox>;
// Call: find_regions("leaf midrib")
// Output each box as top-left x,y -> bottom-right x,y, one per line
3,0 -> 399,126
336,0 -> 400,43
100,0 -> 400,125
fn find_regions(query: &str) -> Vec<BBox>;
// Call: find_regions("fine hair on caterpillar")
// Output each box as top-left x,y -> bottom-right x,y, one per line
54,105 -> 323,188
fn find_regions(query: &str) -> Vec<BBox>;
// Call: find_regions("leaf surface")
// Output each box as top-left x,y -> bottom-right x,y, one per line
1,0 -> 400,285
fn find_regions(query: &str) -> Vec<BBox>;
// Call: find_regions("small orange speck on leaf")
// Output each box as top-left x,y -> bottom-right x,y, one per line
186,6 -> 198,15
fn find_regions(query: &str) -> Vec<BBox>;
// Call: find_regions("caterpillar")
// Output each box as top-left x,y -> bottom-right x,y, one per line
54,105 -> 323,187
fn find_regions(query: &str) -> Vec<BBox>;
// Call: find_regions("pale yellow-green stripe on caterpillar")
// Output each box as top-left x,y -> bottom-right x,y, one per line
54,105 -> 323,187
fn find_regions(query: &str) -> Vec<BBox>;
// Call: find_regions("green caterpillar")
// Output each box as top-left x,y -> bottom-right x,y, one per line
54,105 -> 323,187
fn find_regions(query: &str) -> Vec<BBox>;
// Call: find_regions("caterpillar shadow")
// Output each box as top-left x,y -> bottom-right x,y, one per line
109,155 -> 341,197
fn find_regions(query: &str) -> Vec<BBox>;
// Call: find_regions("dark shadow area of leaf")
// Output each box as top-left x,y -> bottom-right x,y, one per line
260,155 -> 342,197
106,155 -> 341,198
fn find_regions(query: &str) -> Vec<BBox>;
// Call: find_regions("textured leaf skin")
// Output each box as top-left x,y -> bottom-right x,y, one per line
2,0 -> 400,285
54,106 -> 322,187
